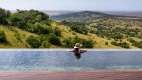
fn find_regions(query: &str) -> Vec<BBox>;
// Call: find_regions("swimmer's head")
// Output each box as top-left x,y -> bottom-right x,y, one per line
75,43 -> 80,47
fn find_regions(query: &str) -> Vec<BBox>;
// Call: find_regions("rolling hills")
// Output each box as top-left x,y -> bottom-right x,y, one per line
0,8 -> 142,48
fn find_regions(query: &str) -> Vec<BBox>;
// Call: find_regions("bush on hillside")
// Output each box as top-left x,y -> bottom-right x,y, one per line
0,30 -> 7,43
135,41 -> 142,48
63,36 -> 94,48
105,42 -> 109,45
26,35 -> 41,48
82,39 -> 94,48
8,9 -> 50,34
63,37 -> 73,48
9,9 -> 49,25
132,41 -> 142,48
0,8 -> 10,25
53,28 -> 61,36
31,23 -> 52,34
128,38 -> 142,48
48,34 -> 61,46
120,42 -> 130,48
63,21 -> 89,34
40,41 -> 51,48
111,41 -> 130,48
63,37 -> 78,48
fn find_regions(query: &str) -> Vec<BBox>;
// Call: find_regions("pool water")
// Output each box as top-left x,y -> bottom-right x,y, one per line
0,50 -> 142,71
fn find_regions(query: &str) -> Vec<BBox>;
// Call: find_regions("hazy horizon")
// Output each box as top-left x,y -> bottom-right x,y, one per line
0,0 -> 142,11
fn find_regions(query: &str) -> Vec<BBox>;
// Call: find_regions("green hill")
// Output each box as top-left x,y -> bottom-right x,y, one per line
0,8 -> 142,48
0,24 -> 118,48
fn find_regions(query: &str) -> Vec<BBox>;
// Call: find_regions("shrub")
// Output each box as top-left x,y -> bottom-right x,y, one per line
120,42 -> 130,48
128,38 -> 142,48
132,41 -> 142,48
26,35 -> 41,48
8,9 -> 50,34
111,41 -> 119,46
31,23 -> 52,34
136,41 -> 142,48
111,41 -> 130,48
9,9 -> 49,25
105,42 -> 108,45
0,30 -> 7,43
63,36 -> 94,48
40,41 -> 51,48
128,38 -> 136,43
0,8 -> 10,25
63,37 -> 74,48
82,39 -> 94,48
48,34 -> 61,46
8,13 -> 27,28
73,36 -> 82,44
63,21 -> 89,34
53,28 -> 61,36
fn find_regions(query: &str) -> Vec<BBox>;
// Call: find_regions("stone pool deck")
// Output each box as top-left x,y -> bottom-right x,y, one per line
0,71 -> 142,80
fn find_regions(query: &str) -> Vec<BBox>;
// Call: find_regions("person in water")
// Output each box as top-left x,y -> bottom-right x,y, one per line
74,43 -> 81,53
73,43 -> 86,59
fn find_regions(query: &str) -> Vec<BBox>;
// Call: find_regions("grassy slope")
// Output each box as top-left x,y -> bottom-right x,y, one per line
0,25 -> 36,48
0,24 -> 119,48
56,23 -> 118,48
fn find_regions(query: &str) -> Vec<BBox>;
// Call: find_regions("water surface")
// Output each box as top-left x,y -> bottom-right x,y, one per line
0,50 -> 142,71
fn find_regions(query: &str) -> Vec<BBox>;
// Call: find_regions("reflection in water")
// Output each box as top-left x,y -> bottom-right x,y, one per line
72,49 -> 87,59
74,53 -> 81,59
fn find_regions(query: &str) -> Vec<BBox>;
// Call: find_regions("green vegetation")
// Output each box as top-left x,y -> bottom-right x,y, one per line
111,41 -> 130,48
8,10 -> 50,34
53,27 -> 61,36
0,30 -> 7,43
61,18 -> 142,48
63,36 -> 94,48
0,8 -> 142,48
49,34 -> 61,46
26,35 -> 41,48
62,21 -> 89,34
128,38 -> 142,48
82,39 -> 94,48
0,8 -> 10,25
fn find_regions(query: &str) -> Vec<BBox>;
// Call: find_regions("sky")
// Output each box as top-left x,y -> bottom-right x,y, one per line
0,0 -> 142,11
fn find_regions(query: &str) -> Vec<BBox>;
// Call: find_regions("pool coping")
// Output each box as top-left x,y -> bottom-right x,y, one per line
0,49 -> 141,51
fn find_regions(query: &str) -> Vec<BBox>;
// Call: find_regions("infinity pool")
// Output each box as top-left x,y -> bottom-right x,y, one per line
0,50 -> 142,71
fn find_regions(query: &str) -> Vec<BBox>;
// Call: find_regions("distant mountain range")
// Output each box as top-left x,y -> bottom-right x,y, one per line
46,11 -> 142,22
51,11 -> 113,22
105,11 -> 142,17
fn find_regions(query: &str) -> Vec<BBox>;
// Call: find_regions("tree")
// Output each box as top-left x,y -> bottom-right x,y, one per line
40,41 -> 51,48
31,23 -> 52,34
48,34 -> 61,46
0,30 -> 7,43
111,41 -> 130,48
26,35 -> 41,48
63,37 -> 74,48
105,42 -> 108,45
8,13 -> 26,28
63,21 -> 89,34
82,39 -> 94,48
9,9 -> 50,31
0,8 -> 10,25
120,42 -> 130,48
53,28 -> 61,36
